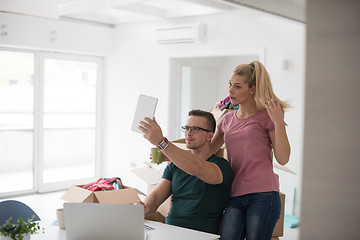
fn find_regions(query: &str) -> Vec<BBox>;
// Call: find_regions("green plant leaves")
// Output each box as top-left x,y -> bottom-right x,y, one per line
0,215 -> 44,240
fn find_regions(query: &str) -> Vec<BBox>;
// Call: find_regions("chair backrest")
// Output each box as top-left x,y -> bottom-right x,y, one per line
0,200 -> 40,226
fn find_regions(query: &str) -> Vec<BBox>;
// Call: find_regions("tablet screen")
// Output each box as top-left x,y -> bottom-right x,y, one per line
131,94 -> 158,133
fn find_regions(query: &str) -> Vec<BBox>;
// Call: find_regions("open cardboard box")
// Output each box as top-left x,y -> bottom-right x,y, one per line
131,164 -> 171,223
61,185 -> 144,204
210,107 -> 235,122
58,184 -> 145,229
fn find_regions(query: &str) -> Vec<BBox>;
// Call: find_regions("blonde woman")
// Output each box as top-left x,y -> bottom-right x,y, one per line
211,61 -> 291,240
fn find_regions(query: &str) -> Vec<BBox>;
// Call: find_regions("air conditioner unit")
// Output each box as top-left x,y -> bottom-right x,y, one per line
156,23 -> 207,44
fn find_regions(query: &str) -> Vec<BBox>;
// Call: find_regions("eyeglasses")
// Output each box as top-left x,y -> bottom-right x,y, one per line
181,125 -> 211,133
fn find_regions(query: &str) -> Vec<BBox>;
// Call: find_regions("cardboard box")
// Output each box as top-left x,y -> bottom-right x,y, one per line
210,107 -> 234,122
144,184 -> 172,223
132,165 -> 171,223
61,185 -> 144,204
59,184 -> 145,229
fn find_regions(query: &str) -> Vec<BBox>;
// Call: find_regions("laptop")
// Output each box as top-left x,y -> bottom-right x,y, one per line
64,202 -> 145,240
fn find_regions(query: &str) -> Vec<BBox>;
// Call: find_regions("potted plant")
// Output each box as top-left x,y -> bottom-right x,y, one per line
0,215 -> 44,240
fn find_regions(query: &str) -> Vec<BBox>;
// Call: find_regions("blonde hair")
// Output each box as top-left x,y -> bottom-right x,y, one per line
233,61 -> 291,110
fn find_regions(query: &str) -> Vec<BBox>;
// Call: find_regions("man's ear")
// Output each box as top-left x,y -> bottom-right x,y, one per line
207,132 -> 214,142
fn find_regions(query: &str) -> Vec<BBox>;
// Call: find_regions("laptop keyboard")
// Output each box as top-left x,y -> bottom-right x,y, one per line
144,224 -> 155,231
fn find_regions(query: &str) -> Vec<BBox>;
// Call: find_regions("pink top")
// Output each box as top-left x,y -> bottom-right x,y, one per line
217,109 -> 279,197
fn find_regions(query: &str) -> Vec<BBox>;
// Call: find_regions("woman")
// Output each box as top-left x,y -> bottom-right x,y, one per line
211,61 -> 291,240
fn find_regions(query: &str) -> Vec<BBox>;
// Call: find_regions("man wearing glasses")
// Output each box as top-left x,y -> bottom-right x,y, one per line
138,109 -> 232,234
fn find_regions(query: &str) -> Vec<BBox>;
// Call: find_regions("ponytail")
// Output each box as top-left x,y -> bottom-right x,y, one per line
233,61 -> 291,110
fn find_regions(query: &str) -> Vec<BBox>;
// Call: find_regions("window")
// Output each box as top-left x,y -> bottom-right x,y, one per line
0,49 -> 103,196
0,50 -> 35,194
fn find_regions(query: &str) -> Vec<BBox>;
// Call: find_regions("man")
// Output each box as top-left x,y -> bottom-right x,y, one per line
138,109 -> 232,234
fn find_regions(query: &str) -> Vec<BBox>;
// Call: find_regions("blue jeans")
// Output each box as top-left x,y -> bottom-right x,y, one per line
220,191 -> 281,240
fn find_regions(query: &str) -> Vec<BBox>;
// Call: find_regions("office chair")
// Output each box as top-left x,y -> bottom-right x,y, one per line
0,200 -> 40,226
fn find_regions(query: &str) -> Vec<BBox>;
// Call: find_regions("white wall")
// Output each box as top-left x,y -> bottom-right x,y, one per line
219,56 -> 260,97
0,12 -> 115,56
192,66 -> 218,110
300,1 -> 360,239
103,9 -> 305,216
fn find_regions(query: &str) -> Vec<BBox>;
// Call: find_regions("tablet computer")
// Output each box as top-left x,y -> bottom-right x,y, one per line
131,94 -> 158,134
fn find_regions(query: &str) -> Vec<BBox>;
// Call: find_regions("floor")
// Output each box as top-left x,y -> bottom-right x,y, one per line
1,191 -> 300,240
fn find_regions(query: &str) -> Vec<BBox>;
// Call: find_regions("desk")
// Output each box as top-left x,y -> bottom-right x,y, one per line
144,220 -> 219,240
37,219 -> 220,240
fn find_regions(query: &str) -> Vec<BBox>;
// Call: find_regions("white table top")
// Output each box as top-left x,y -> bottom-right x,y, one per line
37,219 -> 219,240
144,220 -> 219,240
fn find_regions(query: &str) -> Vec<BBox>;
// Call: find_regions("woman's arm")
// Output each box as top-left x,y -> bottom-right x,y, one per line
269,125 -> 290,165
266,99 -> 291,165
210,129 -> 225,155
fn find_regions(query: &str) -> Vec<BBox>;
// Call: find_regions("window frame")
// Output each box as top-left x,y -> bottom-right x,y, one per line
0,48 -> 103,197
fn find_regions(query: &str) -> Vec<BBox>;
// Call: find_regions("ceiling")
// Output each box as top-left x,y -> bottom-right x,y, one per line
0,0 -> 305,25
57,0 -> 306,26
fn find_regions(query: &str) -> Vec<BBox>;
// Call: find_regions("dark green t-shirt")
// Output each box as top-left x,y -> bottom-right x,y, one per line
162,154 -> 232,234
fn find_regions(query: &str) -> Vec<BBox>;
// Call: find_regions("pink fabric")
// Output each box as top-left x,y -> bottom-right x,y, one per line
217,109 -> 279,197
219,96 -> 231,107
82,178 -> 115,191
